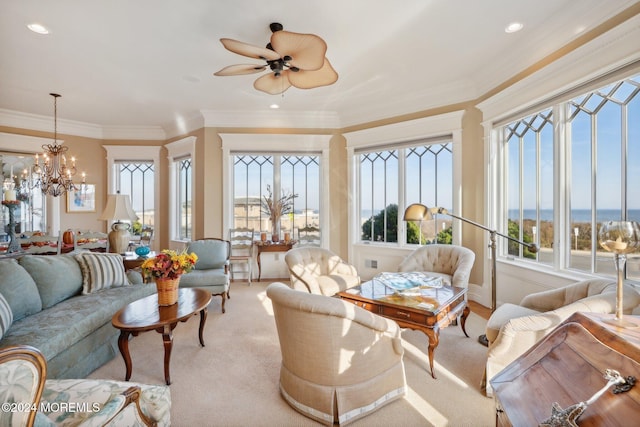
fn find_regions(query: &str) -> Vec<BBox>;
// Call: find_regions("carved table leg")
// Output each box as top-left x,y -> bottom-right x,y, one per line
162,324 -> 174,385
199,308 -> 208,346
257,252 -> 262,282
118,331 -> 133,381
459,305 -> 470,337
425,326 -> 440,379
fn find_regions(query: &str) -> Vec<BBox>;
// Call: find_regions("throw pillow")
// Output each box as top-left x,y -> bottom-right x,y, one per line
0,292 -> 13,340
0,259 -> 42,321
74,253 -> 129,294
19,255 -> 83,309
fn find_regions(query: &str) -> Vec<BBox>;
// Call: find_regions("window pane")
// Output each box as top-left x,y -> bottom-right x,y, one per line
503,109 -> 552,263
233,155 -> 273,233
281,155 -> 320,237
177,158 -> 191,240
359,150 -> 398,243
405,143 -> 453,244
117,162 -> 154,234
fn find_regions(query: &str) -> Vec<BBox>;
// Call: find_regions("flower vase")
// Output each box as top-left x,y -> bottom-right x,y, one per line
271,220 -> 280,242
155,277 -> 180,306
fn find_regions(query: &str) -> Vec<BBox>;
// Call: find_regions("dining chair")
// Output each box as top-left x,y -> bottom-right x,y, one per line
297,225 -> 321,247
228,227 -> 255,285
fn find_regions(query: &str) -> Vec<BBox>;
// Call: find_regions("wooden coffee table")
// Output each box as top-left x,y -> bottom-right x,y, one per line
112,287 -> 211,385
337,279 -> 469,379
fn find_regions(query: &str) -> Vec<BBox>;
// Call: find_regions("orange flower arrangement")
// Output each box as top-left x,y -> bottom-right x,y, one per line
141,249 -> 198,280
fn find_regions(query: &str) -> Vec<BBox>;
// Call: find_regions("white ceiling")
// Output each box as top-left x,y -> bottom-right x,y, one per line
1,0 -> 637,138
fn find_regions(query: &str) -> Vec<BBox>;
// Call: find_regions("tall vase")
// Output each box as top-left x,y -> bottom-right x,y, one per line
155,277 -> 180,306
271,219 -> 280,242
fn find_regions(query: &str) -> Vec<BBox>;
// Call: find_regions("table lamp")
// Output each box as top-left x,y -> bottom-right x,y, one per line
99,193 -> 138,254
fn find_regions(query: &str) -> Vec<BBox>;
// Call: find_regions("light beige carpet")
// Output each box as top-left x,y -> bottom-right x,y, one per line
90,281 -> 494,426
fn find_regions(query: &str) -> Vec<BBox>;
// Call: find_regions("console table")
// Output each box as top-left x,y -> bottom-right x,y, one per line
254,241 -> 294,281
491,312 -> 640,426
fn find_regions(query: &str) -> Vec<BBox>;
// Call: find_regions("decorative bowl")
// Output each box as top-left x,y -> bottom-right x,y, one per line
135,246 -> 150,257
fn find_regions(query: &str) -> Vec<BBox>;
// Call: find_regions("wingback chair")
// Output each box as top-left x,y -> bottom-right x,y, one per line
397,244 -> 475,288
266,282 -> 406,426
482,278 -> 640,396
0,345 -> 171,426
284,247 -> 360,295
180,238 -> 231,312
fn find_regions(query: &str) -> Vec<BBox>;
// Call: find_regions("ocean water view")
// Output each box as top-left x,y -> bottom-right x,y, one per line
510,209 -> 640,223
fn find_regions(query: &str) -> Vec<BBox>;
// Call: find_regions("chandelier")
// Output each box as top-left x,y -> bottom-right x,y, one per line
32,93 -> 84,197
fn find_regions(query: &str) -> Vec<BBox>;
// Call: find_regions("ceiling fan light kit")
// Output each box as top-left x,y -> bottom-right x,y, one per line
214,23 -> 338,95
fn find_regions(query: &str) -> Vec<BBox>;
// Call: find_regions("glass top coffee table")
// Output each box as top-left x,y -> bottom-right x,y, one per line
337,278 -> 469,379
112,287 -> 211,385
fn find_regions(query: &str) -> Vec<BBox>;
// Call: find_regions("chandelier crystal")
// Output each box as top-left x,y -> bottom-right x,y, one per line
32,93 -> 84,197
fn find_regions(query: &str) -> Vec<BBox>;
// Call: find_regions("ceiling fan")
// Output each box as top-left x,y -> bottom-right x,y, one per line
214,22 -> 338,95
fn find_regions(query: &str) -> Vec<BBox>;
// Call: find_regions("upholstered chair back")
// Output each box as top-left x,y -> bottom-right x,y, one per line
188,238 -> 230,270
398,244 -> 475,288
0,345 -> 46,427
285,247 -> 360,295
267,282 -> 406,425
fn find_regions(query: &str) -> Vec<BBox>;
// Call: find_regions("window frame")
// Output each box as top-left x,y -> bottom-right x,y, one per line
345,112 -> 465,256
494,72 -> 640,277
479,38 -> 640,285
165,136 -> 196,243
220,133 -> 331,248
104,145 -> 161,250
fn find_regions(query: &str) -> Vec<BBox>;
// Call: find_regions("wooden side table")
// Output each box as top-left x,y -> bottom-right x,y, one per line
254,242 -> 294,281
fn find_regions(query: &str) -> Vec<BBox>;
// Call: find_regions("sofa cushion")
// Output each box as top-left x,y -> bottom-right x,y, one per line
0,259 -> 42,321
0,283 -> 155,362
19,254 -> 83,309
0,293 -> 13,339
187,240 -> 228,270
75,253 -> 128,294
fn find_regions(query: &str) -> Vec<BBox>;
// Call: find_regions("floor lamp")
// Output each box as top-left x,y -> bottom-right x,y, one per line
403,203 -> 538,346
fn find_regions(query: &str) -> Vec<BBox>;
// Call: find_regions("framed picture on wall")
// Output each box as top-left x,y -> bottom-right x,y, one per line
66,184 -> 96,213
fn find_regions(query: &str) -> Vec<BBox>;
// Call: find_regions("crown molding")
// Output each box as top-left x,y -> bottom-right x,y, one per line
201,109 -> 341,129
101,125 -> 166,141
220,133 -> 331,152
344,110 -> 465,149
0,109 -> 167,141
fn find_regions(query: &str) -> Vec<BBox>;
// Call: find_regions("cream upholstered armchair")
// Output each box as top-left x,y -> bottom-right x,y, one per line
0,345 -> 171,426
397,244 -> 475,288
483,278 -> 640,396
284,247 -> 360,295
266,282 -> 406,426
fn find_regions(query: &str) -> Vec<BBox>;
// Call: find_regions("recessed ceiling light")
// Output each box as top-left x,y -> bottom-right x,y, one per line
505,22 -> 523,33
27,23 -> 49,34
269,104 -> 279,109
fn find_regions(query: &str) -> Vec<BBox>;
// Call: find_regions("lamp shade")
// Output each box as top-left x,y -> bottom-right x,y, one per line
403,203 -> 432,221
99,194 -> 138,222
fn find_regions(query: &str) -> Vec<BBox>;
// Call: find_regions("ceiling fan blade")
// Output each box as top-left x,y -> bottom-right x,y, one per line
254,71 -> 292,95
288,58 -> 338,89
270,31 -> 326,71
220,38 -> 281,61
214,64 -> 267,76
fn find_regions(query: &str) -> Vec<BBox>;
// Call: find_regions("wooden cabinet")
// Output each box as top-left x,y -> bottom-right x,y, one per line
491,312 -> 640,426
